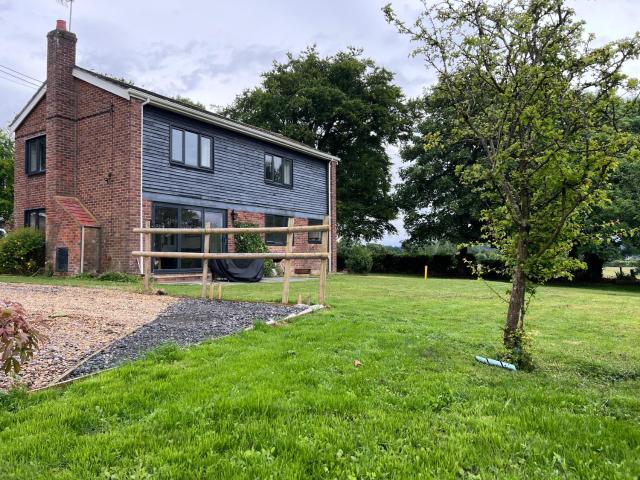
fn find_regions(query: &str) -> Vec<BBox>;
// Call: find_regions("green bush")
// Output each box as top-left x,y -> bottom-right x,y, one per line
234,222 -> 275,277
97,271 -> 140,283
345,245 -> 373,274
0,228 -> 45,275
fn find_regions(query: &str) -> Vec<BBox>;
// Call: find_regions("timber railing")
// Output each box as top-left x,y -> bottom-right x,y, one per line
132,216 -> 330,304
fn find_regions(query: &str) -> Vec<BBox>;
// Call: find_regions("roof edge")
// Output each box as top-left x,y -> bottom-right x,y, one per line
8,84 -> 47,133
128,90 -> 340,162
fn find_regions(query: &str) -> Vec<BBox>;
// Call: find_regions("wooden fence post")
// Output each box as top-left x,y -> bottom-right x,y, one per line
143,220 -> 152,293
201,222 -> 211,298
281,217 -> 295,304
319,215 -> 329,305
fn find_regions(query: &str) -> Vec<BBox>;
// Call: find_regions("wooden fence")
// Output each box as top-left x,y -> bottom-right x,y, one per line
132,216 -> 330,304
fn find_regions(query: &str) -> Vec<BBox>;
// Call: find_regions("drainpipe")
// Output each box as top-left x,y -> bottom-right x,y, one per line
138,96 -> 151,274
327,161 -> 332,272
80,226 -> 85,274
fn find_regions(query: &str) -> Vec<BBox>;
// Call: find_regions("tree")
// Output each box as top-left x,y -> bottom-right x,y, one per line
397,92 -> 484,250
223,46 -> 407,241
385,0 -> 640,351
0,129 -> 14,223
576,102 -> 640,279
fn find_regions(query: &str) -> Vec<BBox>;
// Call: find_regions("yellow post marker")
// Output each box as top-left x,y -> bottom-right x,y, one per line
424,265 -> 428,281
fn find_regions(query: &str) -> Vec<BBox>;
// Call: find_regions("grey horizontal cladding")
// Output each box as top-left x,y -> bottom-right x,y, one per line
142,106 -> 328,216
142,192 -> 325,220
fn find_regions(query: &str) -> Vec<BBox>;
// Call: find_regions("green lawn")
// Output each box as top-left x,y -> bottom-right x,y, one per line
0,275 -> 639,479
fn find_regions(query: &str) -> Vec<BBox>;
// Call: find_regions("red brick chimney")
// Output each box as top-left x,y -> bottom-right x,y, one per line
46,19 -> 76,196
45,20 -> 77,267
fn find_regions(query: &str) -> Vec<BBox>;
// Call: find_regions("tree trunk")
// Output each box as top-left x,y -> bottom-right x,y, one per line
456,246 -> 469,277
504,228 -> 528,347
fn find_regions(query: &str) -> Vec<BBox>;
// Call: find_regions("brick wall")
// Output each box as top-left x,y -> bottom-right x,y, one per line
75,80 -> 141,272
13,99 -> 47,228
13,23 -> 141,275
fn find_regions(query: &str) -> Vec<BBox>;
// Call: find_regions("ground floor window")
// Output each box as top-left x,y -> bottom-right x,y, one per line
24,208 -> 46,232
152,203 -> 226,271
308,218 -> 323,244
265,214 -> 291,246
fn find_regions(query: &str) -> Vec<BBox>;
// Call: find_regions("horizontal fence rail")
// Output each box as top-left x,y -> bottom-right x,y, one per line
132,251 -> 329,260
132,217 -> 330,304
133,225 -> 330,235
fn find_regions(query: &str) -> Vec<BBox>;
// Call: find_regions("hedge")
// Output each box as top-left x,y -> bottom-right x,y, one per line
338,247 -> 509,280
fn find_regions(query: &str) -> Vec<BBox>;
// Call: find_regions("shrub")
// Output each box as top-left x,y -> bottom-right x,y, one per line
497,328 -> 535,372
233,222 -> 275,277
345,245 -> 373,274
0,300 -> 45,373
0,228 -> 45,275
97,271 -> 139,283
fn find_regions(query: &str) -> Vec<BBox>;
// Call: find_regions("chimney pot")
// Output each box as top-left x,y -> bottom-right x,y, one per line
56,19 -> 67,31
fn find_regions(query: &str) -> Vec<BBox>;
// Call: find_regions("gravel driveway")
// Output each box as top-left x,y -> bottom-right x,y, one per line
0,283 -> 175,391
67,299 -> 307,380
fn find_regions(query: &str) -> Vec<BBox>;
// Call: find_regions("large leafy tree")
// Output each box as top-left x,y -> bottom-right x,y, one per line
0,129 -> 14,223
576,103 -> 640,278
397,91 -> 484,249
223,47 -> 407,241
385,0 -> 640,350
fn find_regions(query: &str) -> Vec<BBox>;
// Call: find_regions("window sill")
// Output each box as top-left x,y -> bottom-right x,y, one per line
264,180 -> 293,189
169,161 -> 214,173
26,170 -> 46,177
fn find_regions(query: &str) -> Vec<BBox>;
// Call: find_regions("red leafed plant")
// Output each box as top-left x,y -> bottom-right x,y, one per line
0,300 -> 45,374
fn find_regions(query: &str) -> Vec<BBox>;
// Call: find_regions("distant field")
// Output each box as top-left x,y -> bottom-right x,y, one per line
0,275 -> 639,478
603,266 -> 636,278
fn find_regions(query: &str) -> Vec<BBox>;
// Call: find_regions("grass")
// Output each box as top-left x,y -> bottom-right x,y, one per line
603,266 -> 636,279
0,274 -> 639,479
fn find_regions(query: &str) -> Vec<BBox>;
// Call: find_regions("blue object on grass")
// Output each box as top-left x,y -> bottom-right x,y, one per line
475,355 -> 517,371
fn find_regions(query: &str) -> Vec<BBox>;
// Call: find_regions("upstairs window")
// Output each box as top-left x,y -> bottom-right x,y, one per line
26,136 -> 46,174
265,214 -> 291,246
25,208 -> 46,232
170,127 -> 213,170
264,154 -> 292,186
308,218 -> 323,244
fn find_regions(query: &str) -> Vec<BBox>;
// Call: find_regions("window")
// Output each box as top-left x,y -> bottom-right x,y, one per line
26,136 -> 46,174
24,208 -> 46,232
170,127 -> 213,170
265,214 -> 290,246
152,203 -> 226,271
264,154 -> 292,186
308,218 -> 323,244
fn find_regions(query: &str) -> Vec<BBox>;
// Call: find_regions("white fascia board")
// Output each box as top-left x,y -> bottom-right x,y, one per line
8,85 -> 47,133
72,68 -> 130,100
129,90 -> 340,163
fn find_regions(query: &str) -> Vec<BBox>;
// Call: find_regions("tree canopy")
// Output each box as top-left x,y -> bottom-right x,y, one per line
385,0 -> 640,354
223,46 -> 407,241
0,129 -> 14,223
396,91 -> 484,249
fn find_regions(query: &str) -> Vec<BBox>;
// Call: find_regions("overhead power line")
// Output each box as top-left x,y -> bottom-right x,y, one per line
0,67 -> 42,89
0,64 -> 43,84
0,73 -> 38,90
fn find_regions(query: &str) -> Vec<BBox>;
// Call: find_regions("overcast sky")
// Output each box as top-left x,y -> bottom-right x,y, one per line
1,0 -> 639,245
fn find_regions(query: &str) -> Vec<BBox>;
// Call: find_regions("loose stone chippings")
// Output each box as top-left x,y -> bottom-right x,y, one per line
66,299 -> 307,380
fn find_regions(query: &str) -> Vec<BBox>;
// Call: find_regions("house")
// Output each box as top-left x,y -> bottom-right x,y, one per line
9,20 -> 337,277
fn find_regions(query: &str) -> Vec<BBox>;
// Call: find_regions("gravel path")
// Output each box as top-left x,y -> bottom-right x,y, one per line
0,283 -> 175,391
67,299 -> 307,380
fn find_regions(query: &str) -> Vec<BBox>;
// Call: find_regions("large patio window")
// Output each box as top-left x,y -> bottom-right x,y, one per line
152,203 -> 226,271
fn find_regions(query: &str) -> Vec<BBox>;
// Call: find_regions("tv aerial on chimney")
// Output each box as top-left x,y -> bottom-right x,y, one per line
56,0 -> 75,31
